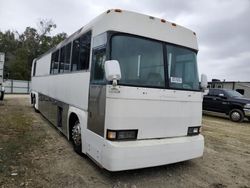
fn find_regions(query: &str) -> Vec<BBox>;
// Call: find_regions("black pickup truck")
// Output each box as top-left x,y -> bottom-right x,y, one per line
203,88 -> 250,122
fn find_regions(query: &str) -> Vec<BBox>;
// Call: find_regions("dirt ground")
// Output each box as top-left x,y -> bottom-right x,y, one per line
0,95 -> 250,188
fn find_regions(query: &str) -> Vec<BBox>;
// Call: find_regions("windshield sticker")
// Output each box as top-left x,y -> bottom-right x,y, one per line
171,77 -> 182,84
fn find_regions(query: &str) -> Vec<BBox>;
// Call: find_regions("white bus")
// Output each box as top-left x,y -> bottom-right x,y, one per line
31,9 -> 208,171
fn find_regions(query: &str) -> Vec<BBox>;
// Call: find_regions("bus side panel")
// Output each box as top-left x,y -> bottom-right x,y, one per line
32,72 -> 90,111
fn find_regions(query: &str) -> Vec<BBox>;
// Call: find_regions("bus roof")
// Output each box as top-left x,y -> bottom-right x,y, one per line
36,9 -> 198,60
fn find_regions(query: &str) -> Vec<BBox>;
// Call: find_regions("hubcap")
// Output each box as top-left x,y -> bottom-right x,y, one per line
72,122 -> 81,145
231,111 -> 241,121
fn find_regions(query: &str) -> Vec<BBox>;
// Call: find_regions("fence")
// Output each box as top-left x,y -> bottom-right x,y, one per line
4,79 -> 30,94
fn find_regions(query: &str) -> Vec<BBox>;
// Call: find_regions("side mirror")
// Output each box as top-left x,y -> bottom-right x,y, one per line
218,93 -> 224,97
200,74 -> 208,90
104,60 -> 121,87
218,93 -> 227,99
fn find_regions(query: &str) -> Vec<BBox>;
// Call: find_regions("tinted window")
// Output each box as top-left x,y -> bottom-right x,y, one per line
210,89 -> 224,96
59,46 -> 65,73
51,50 -> 59,74
33,61 -> 37,76
92,48 -> 106,82
71,31 -> 91,71
64,43 -> 71,72
225,90 -> 243,98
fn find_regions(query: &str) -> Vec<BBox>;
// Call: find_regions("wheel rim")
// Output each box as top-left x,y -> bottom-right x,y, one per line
72,122 -> 81,146
231,111 -> 241,121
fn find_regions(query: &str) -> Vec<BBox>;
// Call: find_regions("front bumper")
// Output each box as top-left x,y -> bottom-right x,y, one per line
102,135 -> 204,171
243,108 -> 250,117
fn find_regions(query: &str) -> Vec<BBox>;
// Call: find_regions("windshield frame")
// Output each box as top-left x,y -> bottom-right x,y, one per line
107,31 -> 200,92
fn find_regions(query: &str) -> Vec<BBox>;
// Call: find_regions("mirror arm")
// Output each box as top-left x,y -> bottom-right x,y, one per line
112,79 -> 118,87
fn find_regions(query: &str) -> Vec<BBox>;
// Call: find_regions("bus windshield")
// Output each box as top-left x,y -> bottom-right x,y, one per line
111,35 -> 200,91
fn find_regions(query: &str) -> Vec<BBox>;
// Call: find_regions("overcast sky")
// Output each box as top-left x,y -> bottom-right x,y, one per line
0,0 -> 250,81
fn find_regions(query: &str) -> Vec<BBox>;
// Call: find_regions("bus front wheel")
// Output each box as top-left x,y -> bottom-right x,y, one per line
72,121 -> 82,154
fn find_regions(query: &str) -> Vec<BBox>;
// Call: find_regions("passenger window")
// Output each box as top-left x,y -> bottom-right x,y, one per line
64,43 -> 71,72
92,48 -> 106,83
59,47 -> 65,73
51,50 -> 59,74
213,89 -> 223,96
71,31 -> 91,71
33,61 -> 37,76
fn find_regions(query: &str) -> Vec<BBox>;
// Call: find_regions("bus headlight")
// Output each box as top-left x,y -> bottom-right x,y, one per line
107,129 -> 138,141
187,126 -> 201,136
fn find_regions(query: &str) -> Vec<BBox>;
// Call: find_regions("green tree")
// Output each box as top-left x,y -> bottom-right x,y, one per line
0,20 -> 67,80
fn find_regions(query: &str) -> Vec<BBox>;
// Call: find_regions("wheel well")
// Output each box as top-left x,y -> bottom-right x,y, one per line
69,113 -> 79,141
227,105 -> 243,115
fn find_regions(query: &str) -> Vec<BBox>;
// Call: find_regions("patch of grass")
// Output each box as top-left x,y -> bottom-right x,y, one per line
0,108 -> 46,184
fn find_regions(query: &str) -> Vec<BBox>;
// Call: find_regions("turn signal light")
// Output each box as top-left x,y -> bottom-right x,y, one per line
187,126 -> 201,136
107,129 -> 138,141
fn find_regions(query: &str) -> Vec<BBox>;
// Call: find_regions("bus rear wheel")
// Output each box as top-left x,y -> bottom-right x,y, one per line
72,121 -> 82,154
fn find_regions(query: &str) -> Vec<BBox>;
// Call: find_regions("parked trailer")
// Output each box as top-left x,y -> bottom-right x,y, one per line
31,9 -> 208,171
0,52 -> 5,100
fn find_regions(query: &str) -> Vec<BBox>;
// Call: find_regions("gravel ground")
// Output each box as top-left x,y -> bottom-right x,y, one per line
0,95 -> 250,188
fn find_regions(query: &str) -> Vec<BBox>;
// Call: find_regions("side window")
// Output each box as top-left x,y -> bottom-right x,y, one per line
59,47 -> 65,73
72,38 -> 80,71
51,50 -> 59,74
92,48 -> 106,83
213,89 -> 223,96
64,43 -> 72,72
33,61 -> 37,76
71,31 -> 91,71
208,89 -> 214,96
236,89 -> 244,95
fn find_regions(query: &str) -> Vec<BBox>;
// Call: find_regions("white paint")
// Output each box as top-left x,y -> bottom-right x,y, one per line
32,72 -> 90,110
105,85 -> 203,139
101,135 -> 204,171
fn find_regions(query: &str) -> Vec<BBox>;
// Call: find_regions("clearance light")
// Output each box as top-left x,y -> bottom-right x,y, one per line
172,23 -> 177,27
187,126 -> 201,136
193,32 -> 196,36
114,9 -> 122,13
106,10 -> 111,14
149,16 -> 155,20
107,129 -> 138,141
161,19 -> 166,23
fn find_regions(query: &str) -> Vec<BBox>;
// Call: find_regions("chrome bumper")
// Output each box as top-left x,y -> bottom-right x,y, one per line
243,108 -> 250,117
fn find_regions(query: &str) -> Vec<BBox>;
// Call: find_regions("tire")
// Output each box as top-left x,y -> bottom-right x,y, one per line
0,91 -> 4,100
32,95 -> 39,113
71,121 -> 82,154
229,109 -> 244,122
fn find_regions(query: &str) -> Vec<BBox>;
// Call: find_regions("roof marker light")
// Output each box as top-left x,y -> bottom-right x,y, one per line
106,10 -> 111,14
172,23 -> 177,26
114,9 -> 122,13
149,16 -> 155,20
161,19 -> 166,23
193,32 -> 196,36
